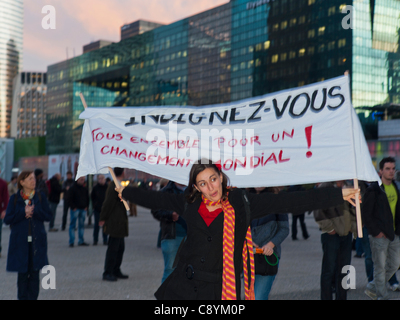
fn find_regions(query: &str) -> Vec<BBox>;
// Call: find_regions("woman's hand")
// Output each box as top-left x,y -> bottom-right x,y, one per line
342,188 -> 361,206
25,204 -> 34,219
115,186 -> 125,195
261,242 -> 275,256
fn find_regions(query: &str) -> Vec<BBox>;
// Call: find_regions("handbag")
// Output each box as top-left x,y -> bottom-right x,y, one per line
254,252 -> 279,276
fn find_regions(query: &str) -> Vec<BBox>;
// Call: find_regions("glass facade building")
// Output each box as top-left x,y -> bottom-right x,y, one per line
0,0 -> 24,138
47,0 -> 400,154
11,72 -> 47,139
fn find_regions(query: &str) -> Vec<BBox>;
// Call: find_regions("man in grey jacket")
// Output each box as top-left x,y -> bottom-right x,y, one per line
314,181 -> 357,300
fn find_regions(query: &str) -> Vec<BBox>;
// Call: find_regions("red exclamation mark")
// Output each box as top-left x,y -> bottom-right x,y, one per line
305,126 -> 313,158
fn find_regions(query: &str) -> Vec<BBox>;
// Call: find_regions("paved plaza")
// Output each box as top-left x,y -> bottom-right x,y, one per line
0,202 -> 399,300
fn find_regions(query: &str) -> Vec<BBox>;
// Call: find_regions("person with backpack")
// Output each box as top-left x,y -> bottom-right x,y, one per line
4,171 -> 51,300
115,159 -> 360,300
48,173 -> 62,232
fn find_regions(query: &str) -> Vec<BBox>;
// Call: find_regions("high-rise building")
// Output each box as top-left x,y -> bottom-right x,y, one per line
0,0 -> 24,138
11,72 -> 47,139
46,0 -> 400,154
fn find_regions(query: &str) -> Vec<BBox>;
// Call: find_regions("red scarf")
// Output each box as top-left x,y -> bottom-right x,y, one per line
201,193 -> 255,300
198,202 -> 222,226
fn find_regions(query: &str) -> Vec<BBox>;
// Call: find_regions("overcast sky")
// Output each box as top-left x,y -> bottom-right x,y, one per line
23,0 -> 227,72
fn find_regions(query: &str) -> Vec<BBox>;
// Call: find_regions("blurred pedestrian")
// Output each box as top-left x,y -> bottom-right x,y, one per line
8,176 -> 18,196
4,171 -> 51,300
48,173 -> 62,232
250,186 -> 289,300
61,171 -> 74,231
314,181 -> 357,300
151,181 -> 187,283
0,168 -> 9,258
288,185 -> 310,240
68,176 -> 89,247
34,169 -> 48,199
363,157 -> 400,300
100,168 -> 129,281
91,174 -> 108,245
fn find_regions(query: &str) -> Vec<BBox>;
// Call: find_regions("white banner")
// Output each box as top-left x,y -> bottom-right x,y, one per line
76,75 -> 380,187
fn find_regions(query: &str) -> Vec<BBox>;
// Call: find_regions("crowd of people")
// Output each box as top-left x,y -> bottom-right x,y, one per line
0,156 -> 399,300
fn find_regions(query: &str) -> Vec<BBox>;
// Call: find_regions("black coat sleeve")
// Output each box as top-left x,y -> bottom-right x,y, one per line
248,186 -> 343,220
361,187 -> 380,237
100,182 -> 117,222
122,187 -> 186,216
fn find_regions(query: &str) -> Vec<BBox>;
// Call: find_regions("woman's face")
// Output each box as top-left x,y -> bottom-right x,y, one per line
21,173 -> 36,191
194,167 -> 223,202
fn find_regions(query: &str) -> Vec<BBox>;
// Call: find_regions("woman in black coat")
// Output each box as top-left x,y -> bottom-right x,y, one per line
116,160 -> 359,300
4,171 -> 52,300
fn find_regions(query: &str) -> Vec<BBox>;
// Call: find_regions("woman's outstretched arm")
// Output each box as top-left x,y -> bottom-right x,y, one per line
249,187 -> 359,221
118,186 -> 187,216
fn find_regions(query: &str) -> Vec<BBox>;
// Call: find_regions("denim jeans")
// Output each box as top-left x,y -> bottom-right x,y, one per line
367,235 -> 400,300
48,201 -> 58,229
69,208 -> 86,245
320,232 -> 353,300
360,227 -> 374,282
254,263 -> 279,300
160,236 -> 185,283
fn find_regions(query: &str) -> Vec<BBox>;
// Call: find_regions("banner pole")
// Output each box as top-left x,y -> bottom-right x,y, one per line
353,178 -> 363,238
107,167 -> 130,211
343,72 -> 363,238
79,92 -> 130,211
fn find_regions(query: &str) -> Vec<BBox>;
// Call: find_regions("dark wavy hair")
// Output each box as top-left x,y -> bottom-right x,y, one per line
186,159 -> 230,203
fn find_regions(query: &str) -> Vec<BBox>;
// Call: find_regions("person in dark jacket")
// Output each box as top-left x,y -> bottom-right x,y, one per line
34,168 -> 48,199
151,181 -> 187,283
48,173 -> 62,231
100,168 -> 129,281
363,157 -> 400,300
116,159 -> 360,300
4,171 -> 52,300
314,181 -> 357,300
288,184 -> 310,240
67,176 -> 89,247
250,186 -> 289,300
91,174 -> 108,245
0,168 -> 9,258
61,171 -> 74,231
